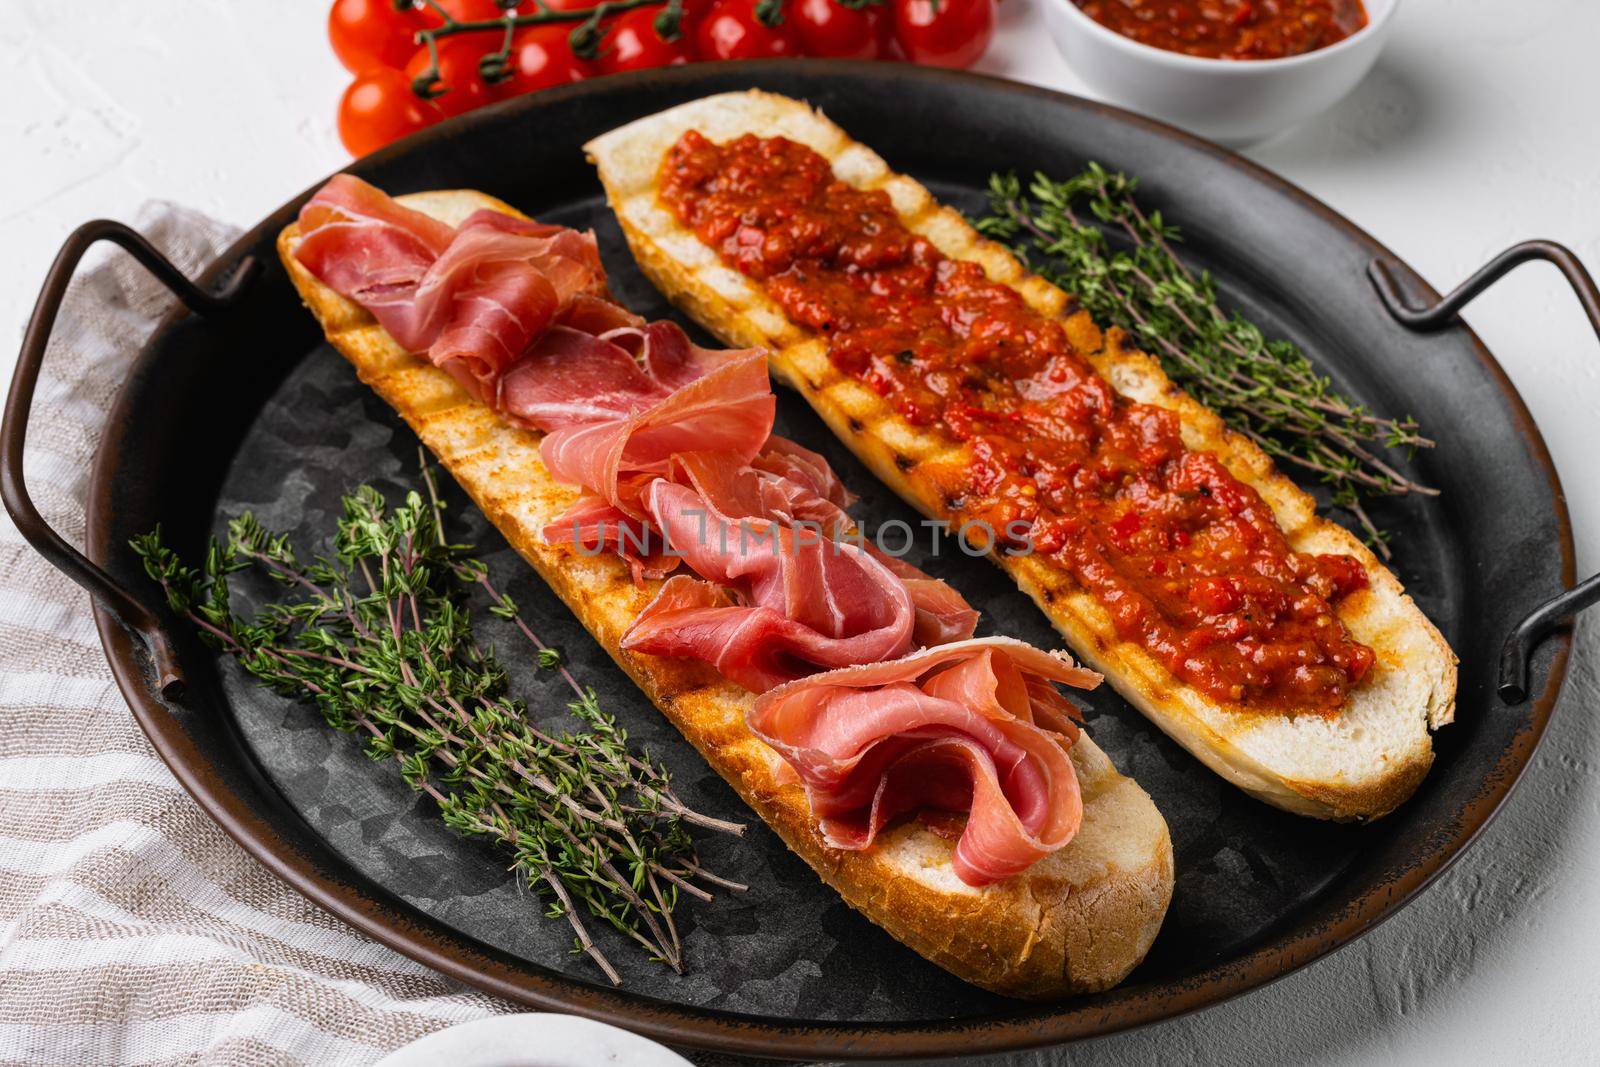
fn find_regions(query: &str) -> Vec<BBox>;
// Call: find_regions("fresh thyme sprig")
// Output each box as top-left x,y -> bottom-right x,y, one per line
976,166 -> 1437,556
131,460 -> 743,984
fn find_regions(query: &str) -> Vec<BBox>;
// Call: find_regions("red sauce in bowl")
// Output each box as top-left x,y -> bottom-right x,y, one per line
1074,0 -> 1368,61
659,131 -> 1377,714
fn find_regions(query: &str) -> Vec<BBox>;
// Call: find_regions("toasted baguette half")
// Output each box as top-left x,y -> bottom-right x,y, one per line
276,190 -> 1173,998
585,91 -> 1458,821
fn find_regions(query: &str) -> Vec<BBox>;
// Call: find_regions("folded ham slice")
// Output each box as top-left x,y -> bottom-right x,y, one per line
603,319 -> 749,393
539,492 -> 678,584
424,213 -> 606,400
293,176 -> 606,404
864,544 -> 981,648
536,351 -> 774,517
749,638 -> 1099,886
668,446 -> 848,536
752,435 -> 854,511
499,325 -> 670,429
294,177 -> 455,328
620,481 -> 916,690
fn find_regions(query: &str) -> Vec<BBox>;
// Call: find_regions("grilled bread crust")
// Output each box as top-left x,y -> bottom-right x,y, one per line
585,91 -> 1458,821
277,190 -> 1174,999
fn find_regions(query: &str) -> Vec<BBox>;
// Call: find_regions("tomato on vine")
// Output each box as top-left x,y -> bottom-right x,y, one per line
329,0 -> 1002,157
501,25 -> 592,94
338,67 -> 443,155
675,0 -> 719,28
890,0 -> 995,68
697,0 -> 802,60
791,0 -> 888,60
428,0 -> 513,21
600,6 -> 699,73
404,37 -> 503,117
329,0 -> 434,73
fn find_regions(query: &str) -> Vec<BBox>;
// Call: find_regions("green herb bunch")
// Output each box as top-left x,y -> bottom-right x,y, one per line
131,461 -> 743,984
976,166 -> 1437,554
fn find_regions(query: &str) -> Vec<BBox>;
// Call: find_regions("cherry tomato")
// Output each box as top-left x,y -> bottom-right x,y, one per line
338,67 -> 442,155
600,6 -> 698,73
404,38 -> 502,118
328,0 -> 432,73
502,25 -> 591,94
791,0 -> 888,59
696,0 -> 801,60
677,0 -> 718,26
537,0 -> 606,10
430,0 -> 513,20
890,0 -> 994,68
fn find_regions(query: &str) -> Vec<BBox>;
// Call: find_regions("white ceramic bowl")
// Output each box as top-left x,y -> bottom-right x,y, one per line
374,1014 -> 693,1067
1043,0 -> 1399,147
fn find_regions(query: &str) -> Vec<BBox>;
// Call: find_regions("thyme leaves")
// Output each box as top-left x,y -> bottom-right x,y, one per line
132,462 -> 742,984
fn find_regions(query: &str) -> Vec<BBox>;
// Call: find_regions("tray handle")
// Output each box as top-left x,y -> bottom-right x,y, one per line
1369,241 -> 1600,703
2,220 -> 257,699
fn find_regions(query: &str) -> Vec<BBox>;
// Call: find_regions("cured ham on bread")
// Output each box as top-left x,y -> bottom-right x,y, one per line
752,638 -> 1096,886
279,178 -> 1173,998
621,479 -> 919,691
585,91 -> 1458,821
294,175 -> 607,403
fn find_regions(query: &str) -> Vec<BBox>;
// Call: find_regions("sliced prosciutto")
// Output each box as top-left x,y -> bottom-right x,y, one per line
499,325 -> 672,429
620,481 -> 916,690
604,319 -> 753,393
536,350 -> 775,516
753,435 -> 854,512
865,545 -> 980,648
667,447 -> 849,537
540,492 -> 678,584
293,175 -> 606,404
422,213 -> 606,400
507,316 -> 978,662
293,176 -> 455,330
749,638 -> 1100,886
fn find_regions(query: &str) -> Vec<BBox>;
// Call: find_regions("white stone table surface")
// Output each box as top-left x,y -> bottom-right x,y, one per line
3,1 -> 1596,1062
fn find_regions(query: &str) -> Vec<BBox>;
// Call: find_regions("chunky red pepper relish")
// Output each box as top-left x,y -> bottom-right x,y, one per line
659,130 -> 1376,712
1075,0 -> 1368,62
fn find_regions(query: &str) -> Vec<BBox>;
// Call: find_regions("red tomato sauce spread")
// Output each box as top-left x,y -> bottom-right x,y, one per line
1074,0 -> 1368,61
658,131 -> 1375,713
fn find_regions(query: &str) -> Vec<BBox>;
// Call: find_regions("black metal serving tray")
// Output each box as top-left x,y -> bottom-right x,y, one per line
6,62 -> 1597,1061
